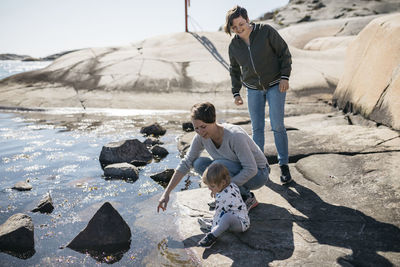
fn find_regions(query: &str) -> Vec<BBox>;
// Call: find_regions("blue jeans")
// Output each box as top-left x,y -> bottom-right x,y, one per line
247,84 -> 289,165
193,157 -> 269,198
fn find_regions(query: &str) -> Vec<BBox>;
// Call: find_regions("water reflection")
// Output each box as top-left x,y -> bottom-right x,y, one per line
0,248 -> 35,260
67,245 -> 130,264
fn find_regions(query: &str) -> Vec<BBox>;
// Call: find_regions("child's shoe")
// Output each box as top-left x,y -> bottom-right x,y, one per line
197,218 -> 212,232
244,192 -> 259,212
198,232 -> 217,248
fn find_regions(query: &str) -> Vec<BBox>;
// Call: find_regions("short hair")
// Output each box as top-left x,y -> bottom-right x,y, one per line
190,102 -> 216,123
202,163 -> 231,187
224,5 -> 249,35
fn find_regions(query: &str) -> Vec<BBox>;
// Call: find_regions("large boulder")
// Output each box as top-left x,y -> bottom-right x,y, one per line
67,202 -> 131,252
0,213 -> 34,252
99,139 -> 152,169
0,32 -> 234,110
333,13 -> 400,130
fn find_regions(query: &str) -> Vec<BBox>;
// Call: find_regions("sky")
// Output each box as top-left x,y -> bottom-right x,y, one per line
0,0 -> 289,57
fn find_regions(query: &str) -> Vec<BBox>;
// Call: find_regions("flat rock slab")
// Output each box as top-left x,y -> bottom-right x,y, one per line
174,152 -> 400,266
239,112 -> 400,163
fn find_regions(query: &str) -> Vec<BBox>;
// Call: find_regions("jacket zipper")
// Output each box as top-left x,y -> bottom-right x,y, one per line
247,45 -> 265,90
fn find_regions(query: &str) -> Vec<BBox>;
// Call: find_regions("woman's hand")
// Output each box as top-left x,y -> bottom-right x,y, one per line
234,95 -> 243,105
279,79 -> 289,92
157,193 -> 170,212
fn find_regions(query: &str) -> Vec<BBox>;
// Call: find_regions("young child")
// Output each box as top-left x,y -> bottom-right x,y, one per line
198,163 -> 250,248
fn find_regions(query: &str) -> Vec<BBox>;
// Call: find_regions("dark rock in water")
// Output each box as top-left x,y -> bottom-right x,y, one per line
130,159 -> 148,167
151,145 -> 169,159
99,139 -> 152,169
143,137 -> 163,146
104,163 -> 139,180
182,122 -> 194,132
0,213 -> 34,252
31,193 -> 54,213
67,202 -> 131,252
140,123 -> 166,136
150,169 -> 174,187
12,181 -> 32,191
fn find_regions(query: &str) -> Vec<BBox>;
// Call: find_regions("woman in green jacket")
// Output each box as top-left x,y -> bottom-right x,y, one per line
225,5 -> 293,184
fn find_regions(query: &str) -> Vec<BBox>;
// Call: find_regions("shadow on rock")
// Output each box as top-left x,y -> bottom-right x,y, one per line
267,181 -> 400,266
182,203 -> 294,266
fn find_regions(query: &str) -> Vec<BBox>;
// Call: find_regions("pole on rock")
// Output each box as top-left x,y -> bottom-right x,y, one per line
185,0 -> 190,32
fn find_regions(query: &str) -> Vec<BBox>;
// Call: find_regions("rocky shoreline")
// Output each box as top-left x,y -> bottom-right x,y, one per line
0,0 -> 399,265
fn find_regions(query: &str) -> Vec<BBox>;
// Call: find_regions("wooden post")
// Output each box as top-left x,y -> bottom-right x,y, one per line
185,0 -> 189,32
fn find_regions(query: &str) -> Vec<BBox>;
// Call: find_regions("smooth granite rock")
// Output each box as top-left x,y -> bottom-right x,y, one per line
333,13 -> 400,130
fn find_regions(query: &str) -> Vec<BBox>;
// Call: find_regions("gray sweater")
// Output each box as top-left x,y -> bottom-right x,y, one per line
176,124 -> 268,185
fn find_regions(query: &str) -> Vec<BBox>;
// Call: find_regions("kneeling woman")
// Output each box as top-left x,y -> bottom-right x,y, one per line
157,102 -> 270,212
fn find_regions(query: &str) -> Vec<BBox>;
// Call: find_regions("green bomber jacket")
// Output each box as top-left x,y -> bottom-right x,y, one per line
228,23 -> 292,97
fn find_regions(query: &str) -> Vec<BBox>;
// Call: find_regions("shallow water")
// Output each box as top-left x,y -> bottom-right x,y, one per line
0,60 -> 249,265
0,106 -> 251,266
0,60 -> 51,80
0,108 -> 205,266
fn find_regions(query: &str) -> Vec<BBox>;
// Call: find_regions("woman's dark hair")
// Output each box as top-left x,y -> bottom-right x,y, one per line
224,5 -> 249,36
191,102 -> 216,123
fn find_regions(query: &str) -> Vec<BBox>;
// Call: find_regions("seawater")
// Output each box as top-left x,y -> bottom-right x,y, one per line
0,61 -> 201,266
0,60 -> 52,80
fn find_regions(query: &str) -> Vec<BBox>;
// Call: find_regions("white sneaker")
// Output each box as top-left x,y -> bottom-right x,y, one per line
197,218 -> 212,232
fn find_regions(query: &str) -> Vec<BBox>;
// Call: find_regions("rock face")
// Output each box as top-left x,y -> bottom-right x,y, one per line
0,213 -> 34,251
175,152 -> 400,266
31,193 -> 54,213
271,0 -> 400,27
103,163 -> 139,180
333,13 -> 400,130
0,32 -> 233,110
99,139 -> 152,169
67,202 -> 131,251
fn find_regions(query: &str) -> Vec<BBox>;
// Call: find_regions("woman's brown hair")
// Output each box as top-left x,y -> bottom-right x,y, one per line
224,5 -> 249,36
191,102 -> 216,123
